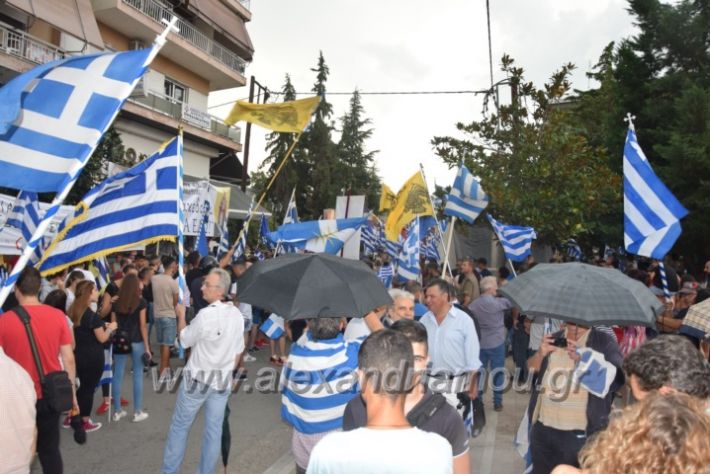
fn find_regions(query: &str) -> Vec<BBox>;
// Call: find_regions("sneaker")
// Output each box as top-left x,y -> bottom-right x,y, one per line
62,415 -> 71,429
112,410 -> 128,422
132,411 -> 149,423
120,397 -> 129,406
243,353 -> 256,362
96,400 -> 110,415
83,419 -> 102,432
494,403 -> 503,412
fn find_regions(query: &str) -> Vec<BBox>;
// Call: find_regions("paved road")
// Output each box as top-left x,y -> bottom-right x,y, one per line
43,345 -> 526,474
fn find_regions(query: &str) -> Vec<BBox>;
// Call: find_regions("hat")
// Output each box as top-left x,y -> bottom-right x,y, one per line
679,281 -> 699,295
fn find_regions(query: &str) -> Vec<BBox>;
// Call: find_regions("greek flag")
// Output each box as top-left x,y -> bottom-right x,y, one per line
423,229 -> 441,262
623,127 -> 688,259
94,256 -> 111,291
0,48 -> 157,193
444,165 -> 489,223
253,249 -> 265,261
378,264 -> 394,288
99,347 -> 112,386
382,227 -> 402,260
487,214 -> 536,262
38,137 -> 181,274
283,188 -> 299,225
361,222 -> 380,255
259,213 -> 272,249
196,212 -> 209,256
563,239 -> 583,261
397,218 -> 420,281
6,191 -> 45,264
260,314 -> 284,340
267,217 -> 367,255
217,219 -> 229,258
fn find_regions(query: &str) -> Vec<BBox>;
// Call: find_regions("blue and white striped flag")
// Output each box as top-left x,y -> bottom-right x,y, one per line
423,229 -> 441,262
38,137 -> 181,274
99,347 -> 112,386
563,239 -> 583,261
217,219 -> 230,258
253,249 -> 265,261
361,222 -> 380,256
397,218 -> 420,281
94,256 -> 111,291
267,217 -> 368,255
382,225 -> 402,260
377,264 -> 394,289
260,314 -> 285,340
0,48 -> 158,193
6,191 -> 46,264
259,213 -> 272,249
487,214 -> 536,262
444,165 -> 489,223
283,188 -> 299,225
623,126 -> 688,259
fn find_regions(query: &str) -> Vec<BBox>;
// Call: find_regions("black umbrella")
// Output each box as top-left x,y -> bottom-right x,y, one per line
236,253 -> 392,320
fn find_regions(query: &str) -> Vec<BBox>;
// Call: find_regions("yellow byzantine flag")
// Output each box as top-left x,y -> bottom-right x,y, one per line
225,96 -> 321,133
379,184 -> 397,213
384,172 -> 434,241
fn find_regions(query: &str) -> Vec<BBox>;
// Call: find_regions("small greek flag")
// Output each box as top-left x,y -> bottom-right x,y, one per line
563,239 -> 583,261
217,219 -> 229,258
397,218 -> 420,281
377,264 -> 394,289
444,165 -> 489,223
361,222 -> 380,256
423,229 -> 441,262
283,188 -> 299,225
94,256 -> 111,291
487,214 -> 536,262
623,125 -> 688,259
6,191 -> 46,264
260,314 -> 285,340
267,217 -> 367,255
99,347 -> 112,386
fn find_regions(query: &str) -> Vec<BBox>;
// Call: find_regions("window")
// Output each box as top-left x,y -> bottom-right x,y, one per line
164,77 -> 187,104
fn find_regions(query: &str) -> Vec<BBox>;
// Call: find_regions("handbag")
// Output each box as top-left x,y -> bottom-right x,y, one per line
14,306 -> 74,413
112,329 -> 132,354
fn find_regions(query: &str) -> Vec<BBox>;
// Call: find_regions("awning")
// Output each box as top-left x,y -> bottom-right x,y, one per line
7,0 -> 104,50
191,0 -> 253,60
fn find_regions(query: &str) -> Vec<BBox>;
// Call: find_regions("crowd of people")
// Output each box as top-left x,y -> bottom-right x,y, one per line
0,246 -> 708,474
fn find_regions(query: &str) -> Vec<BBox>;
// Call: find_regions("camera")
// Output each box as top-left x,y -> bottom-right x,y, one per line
551,330 -> 568,348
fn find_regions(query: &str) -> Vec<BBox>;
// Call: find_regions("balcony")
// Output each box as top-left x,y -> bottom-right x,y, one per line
92,0 -> 248,89
129,90 -> 241,144
122,0 -> 246,74
0,21 -> 66,67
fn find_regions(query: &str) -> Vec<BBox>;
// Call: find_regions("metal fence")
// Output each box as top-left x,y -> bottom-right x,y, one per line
0,22 -> 66,65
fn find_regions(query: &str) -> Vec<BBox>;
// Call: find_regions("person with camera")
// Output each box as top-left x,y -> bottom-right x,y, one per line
526,322 -> 624,474
110,273 -> 150,422
0,267 -> 78,474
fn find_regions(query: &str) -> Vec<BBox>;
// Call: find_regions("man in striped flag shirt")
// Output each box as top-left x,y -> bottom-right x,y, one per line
281,310 -> 385,473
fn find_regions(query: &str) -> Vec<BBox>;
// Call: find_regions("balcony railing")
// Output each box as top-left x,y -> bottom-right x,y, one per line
238,0 -> 250,11
123,0 -> 247,74
0,21 -> 66,65
129,90 -> 241,143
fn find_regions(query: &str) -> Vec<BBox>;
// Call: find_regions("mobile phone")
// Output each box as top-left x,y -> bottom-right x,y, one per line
141,352 -> 152,367
551,330 -> 567,348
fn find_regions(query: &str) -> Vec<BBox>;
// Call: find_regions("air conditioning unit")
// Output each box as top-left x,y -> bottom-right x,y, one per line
129,39 -> 145,50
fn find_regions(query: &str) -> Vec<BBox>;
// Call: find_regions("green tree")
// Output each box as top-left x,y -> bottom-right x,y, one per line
336,89 -> 380,209
432,55 -> 620,246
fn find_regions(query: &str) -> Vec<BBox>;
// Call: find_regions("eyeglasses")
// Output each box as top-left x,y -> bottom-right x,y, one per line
201,283 -> 221,289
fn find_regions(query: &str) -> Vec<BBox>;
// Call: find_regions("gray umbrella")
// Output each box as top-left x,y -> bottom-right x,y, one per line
498,262 -> 662,327
236,253 -> 392,320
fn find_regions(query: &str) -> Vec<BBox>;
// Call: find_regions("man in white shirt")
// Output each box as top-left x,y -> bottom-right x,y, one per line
162,268 -> 245,474
307,329 -> 452,474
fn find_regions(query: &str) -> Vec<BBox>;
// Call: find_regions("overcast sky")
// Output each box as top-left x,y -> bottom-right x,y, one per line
209,0 -> 638,193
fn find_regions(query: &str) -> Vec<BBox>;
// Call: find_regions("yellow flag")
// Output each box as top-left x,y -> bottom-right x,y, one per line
384,172 -> 434,241
224,96 -> 321,133
379,184 -> 397,213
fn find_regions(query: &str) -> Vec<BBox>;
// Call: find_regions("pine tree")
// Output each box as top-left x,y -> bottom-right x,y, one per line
336,89 -> 380,209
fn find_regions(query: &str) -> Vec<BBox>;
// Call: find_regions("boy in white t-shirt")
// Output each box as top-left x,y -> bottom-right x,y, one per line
307,329 -> 452,474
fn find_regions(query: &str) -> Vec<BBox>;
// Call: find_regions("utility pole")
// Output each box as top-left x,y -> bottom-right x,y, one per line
240,76 -> 270,192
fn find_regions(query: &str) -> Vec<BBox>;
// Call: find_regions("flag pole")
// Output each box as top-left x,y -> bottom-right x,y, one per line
227,132 -> 303,257
418,163 -> 452,277
441,216 -> 456,278
0,18 -> 178,309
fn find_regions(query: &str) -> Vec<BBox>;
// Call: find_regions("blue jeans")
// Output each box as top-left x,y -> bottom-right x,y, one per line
162,378 -> 230,474
112,342 -> 145,413
479,342 -> 506,406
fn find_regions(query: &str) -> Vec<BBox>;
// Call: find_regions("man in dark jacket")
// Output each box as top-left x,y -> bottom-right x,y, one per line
526,324 -> 624,474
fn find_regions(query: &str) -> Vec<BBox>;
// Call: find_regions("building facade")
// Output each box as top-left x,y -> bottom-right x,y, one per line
0,0 -> 252,187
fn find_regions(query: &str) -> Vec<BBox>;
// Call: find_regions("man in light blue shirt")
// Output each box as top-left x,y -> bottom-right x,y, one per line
420,279 -> 481,403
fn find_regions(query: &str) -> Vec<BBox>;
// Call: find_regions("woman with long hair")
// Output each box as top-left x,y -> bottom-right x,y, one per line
68,280 -> 116,432
111,273 -> 150,422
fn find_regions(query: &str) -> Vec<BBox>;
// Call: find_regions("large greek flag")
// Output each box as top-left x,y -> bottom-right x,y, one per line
397,218 -> 420,281
623,127 -> 688,259
487,214 -> 536,262
0,48 -> 157,193
444,165 -> 489,223
267,217 -> 367,254
38,137 -> 181,274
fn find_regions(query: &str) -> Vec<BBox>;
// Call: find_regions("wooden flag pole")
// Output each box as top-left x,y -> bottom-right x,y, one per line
418,163 -> 452,277
441,216 -> 456,278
